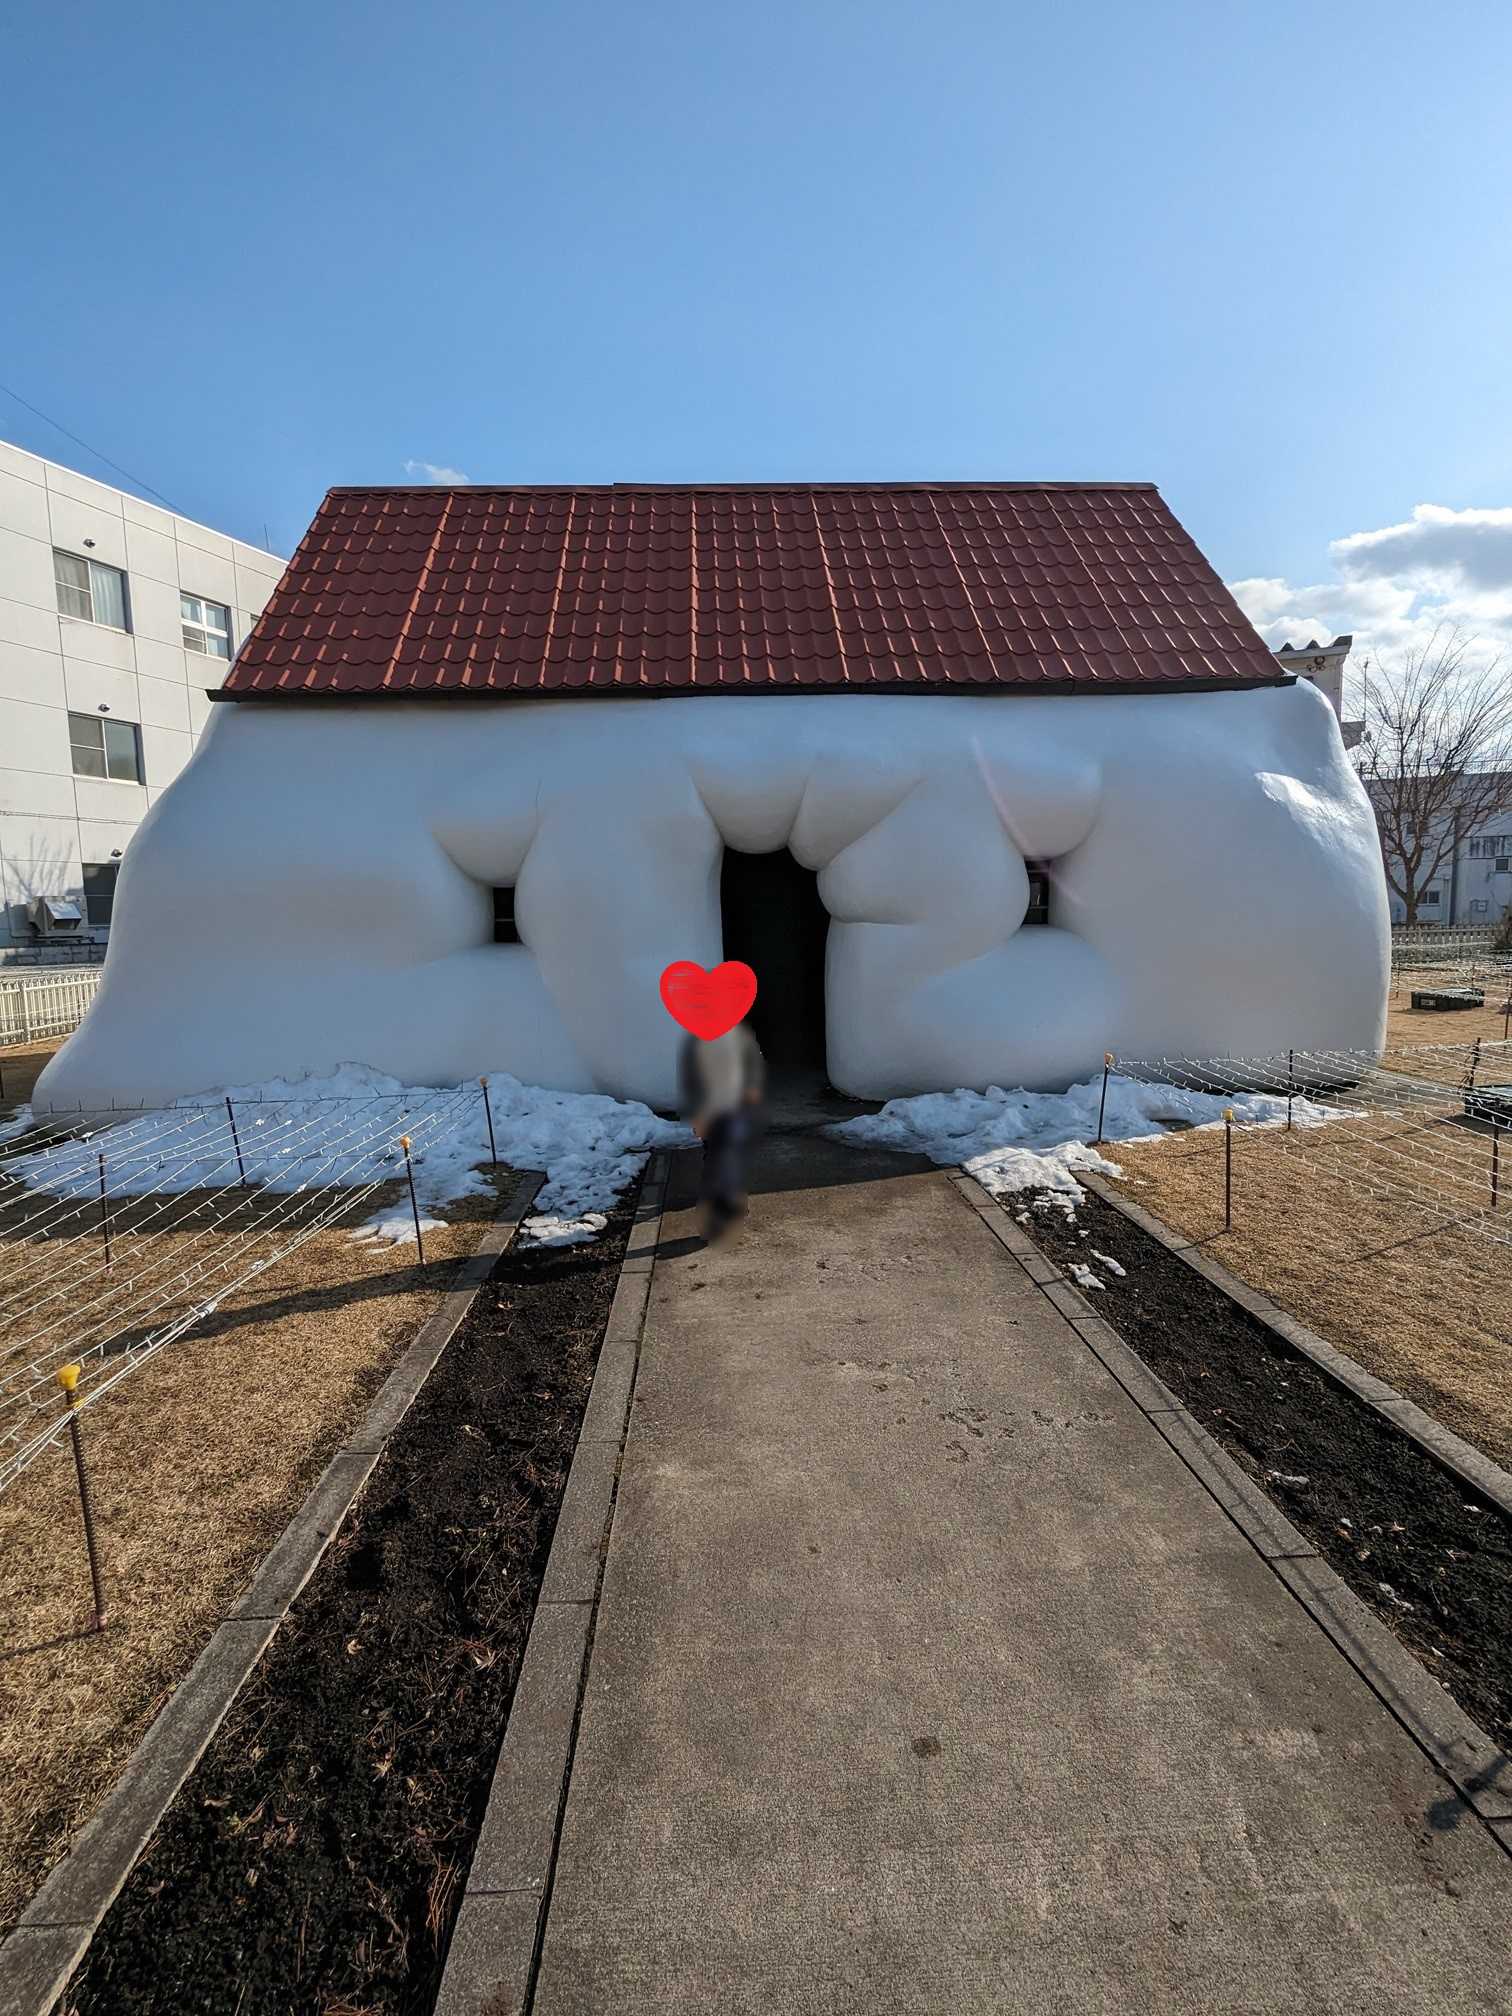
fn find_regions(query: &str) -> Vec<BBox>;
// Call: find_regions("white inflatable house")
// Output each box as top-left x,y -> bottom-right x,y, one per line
34,481 -> 1389,1114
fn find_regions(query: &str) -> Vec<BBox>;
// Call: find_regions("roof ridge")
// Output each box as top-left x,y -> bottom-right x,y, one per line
322,479 -> 1162,498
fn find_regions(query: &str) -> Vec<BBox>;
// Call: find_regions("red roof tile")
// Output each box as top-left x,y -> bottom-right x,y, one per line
220,483 -> 1282,700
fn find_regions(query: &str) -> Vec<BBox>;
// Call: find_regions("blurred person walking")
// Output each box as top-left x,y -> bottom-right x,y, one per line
679,1017 -> 765,1238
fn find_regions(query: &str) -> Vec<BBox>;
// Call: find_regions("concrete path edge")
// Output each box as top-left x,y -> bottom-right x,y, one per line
0,1168 -> 546,2016
434,1152 -> 672,2016
951,1171 -> 1512,1846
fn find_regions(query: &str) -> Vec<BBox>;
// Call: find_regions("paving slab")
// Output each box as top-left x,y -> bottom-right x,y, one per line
523,1135 -> 1512,2015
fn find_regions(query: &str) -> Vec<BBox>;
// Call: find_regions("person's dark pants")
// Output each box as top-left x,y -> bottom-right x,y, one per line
700,1107 -> 752,1222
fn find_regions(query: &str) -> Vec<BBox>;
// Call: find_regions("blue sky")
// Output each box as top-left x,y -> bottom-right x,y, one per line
3,0 -> 1510,655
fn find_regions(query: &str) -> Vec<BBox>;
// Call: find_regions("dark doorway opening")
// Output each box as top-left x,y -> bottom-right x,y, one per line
719,845 -> 829,1077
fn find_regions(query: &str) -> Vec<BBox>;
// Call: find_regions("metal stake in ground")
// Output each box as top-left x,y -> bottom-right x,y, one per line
97,1151 -> 112,1268
1494,1121 -> 1503,1213
225,1096 -> 248,1185
1095,1052 -> 1113,1146
480,1076 -> 499,1169
56,1364 -> 107,1631
400,1134 -> 425,1265
1223,1107 -> 1234,1232
1287,1048 -> 1295,1132
1469,1036 -> 1482,1092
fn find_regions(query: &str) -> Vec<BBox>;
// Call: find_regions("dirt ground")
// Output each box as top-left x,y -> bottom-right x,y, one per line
1107,1124 -> 1512,1474
0,1172 -> 520,1931
65,1197 -> 634,2016
0,1040 -> 61,1111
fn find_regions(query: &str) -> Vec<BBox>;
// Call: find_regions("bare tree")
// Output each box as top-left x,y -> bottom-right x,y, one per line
1351,628 -> 1512,925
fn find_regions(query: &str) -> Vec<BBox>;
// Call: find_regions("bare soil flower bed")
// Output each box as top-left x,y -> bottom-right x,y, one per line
60,1194 -> 636,2016
1016,1187 -> 1512,1751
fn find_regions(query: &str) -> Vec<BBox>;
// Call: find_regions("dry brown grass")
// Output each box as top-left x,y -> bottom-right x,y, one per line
0,1040 -> 61,1113
1387,968 -> 1512,1051
1108,1121 -> 1512,1478
0,1171 -> 518,1928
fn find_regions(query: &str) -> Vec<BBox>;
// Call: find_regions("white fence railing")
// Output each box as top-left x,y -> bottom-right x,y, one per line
0,969 -> 102,1047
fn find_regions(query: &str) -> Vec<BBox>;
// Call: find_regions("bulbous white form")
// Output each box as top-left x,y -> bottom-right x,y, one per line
34,682 -> 1389,1115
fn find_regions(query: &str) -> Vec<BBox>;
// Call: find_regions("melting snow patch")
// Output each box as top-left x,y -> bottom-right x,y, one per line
4,1066 -> 692,1250
1091,1250 -> 1127,1277
829,1072 -> 1334,1206
1067,1262 -> 1106,1292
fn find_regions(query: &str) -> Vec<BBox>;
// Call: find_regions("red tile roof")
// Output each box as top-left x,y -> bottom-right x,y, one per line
219,482 -> 1283,700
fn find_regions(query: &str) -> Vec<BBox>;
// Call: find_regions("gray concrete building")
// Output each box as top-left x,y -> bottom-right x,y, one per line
0,440 -> 285,954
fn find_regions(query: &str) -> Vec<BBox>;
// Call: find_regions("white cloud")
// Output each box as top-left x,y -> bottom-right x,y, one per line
402,459 -> 471,484
1229,503 -> 1512,667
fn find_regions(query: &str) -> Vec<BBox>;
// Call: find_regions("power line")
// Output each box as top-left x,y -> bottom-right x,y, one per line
0,378 -> 182,513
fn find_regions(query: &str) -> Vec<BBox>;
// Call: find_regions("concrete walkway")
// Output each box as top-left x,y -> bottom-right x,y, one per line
531,1136 -> 1512,2014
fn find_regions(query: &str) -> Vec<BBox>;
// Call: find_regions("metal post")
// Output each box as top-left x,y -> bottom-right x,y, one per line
225,1096 -> 247,1186
400,1135 -> 425,1264
1287,1048 -> 1295,1132
480,1076 -> 498,1170
56,1364 -> 107,1631
1223,1108 -> 1234,1232
1095,1052 -> 1113,1146
1494,1123 -> 1502,1212
1504,994 -> 1510,1043
1469,1036 -> 1482,1091
97,1152 -> 112,1268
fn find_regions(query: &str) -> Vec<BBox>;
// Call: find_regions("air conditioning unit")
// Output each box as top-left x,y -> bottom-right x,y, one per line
30,895 -> 84,936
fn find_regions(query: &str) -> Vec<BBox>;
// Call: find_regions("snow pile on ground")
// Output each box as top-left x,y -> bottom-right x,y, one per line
2,1066 -> 691,1248
1067,1261 -> 1106,1292
829,1072 -> 1340,1208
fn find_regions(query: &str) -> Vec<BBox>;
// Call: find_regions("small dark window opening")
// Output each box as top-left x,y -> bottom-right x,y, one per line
492,887 -> 520,944
1024,862 -> 1051,927
82,861 -> 119,929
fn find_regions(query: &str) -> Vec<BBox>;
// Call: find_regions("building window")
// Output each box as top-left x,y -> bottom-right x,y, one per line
1422,887 -> 1440,905
1024,862 -> 1051,927
68,711 -> 144,784
181,593 -> 232,658
54,550 -> 129,630
1469,836 -> 1511,859
1499,858 -> 1511,875
81,862 -> 119,929
492,887 -> 520,944
1472,900 -> 1490,915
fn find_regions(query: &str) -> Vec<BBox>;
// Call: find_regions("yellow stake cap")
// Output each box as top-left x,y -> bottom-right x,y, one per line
479,1075 -> 488,1088
1224,1106 -> 1235,1123
1104,1052 -> 1114,1066
400,1134 -> 411,1153
57,1363 -> 81,1394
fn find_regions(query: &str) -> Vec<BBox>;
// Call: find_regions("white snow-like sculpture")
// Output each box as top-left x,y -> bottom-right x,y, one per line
34,680 -> 1388,1115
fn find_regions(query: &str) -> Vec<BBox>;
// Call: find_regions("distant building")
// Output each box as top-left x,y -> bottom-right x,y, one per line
1365,774 -> 1512,926
0,439 -> 286,955
1273,634 -> 1364,748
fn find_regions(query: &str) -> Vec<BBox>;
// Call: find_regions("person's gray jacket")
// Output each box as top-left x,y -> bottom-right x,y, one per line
678,1026 -> 765,1123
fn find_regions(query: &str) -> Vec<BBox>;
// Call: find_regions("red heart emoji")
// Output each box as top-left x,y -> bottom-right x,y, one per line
659,960 -> 758,1040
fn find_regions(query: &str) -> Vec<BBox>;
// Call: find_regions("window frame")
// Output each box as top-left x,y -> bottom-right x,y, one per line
180,591 -> 233,659
1023,861 -> 1052,928
492,887 -> 521,945
67,711 -> 145,786
53,548 -> 131,632
81,861 -> 120,930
